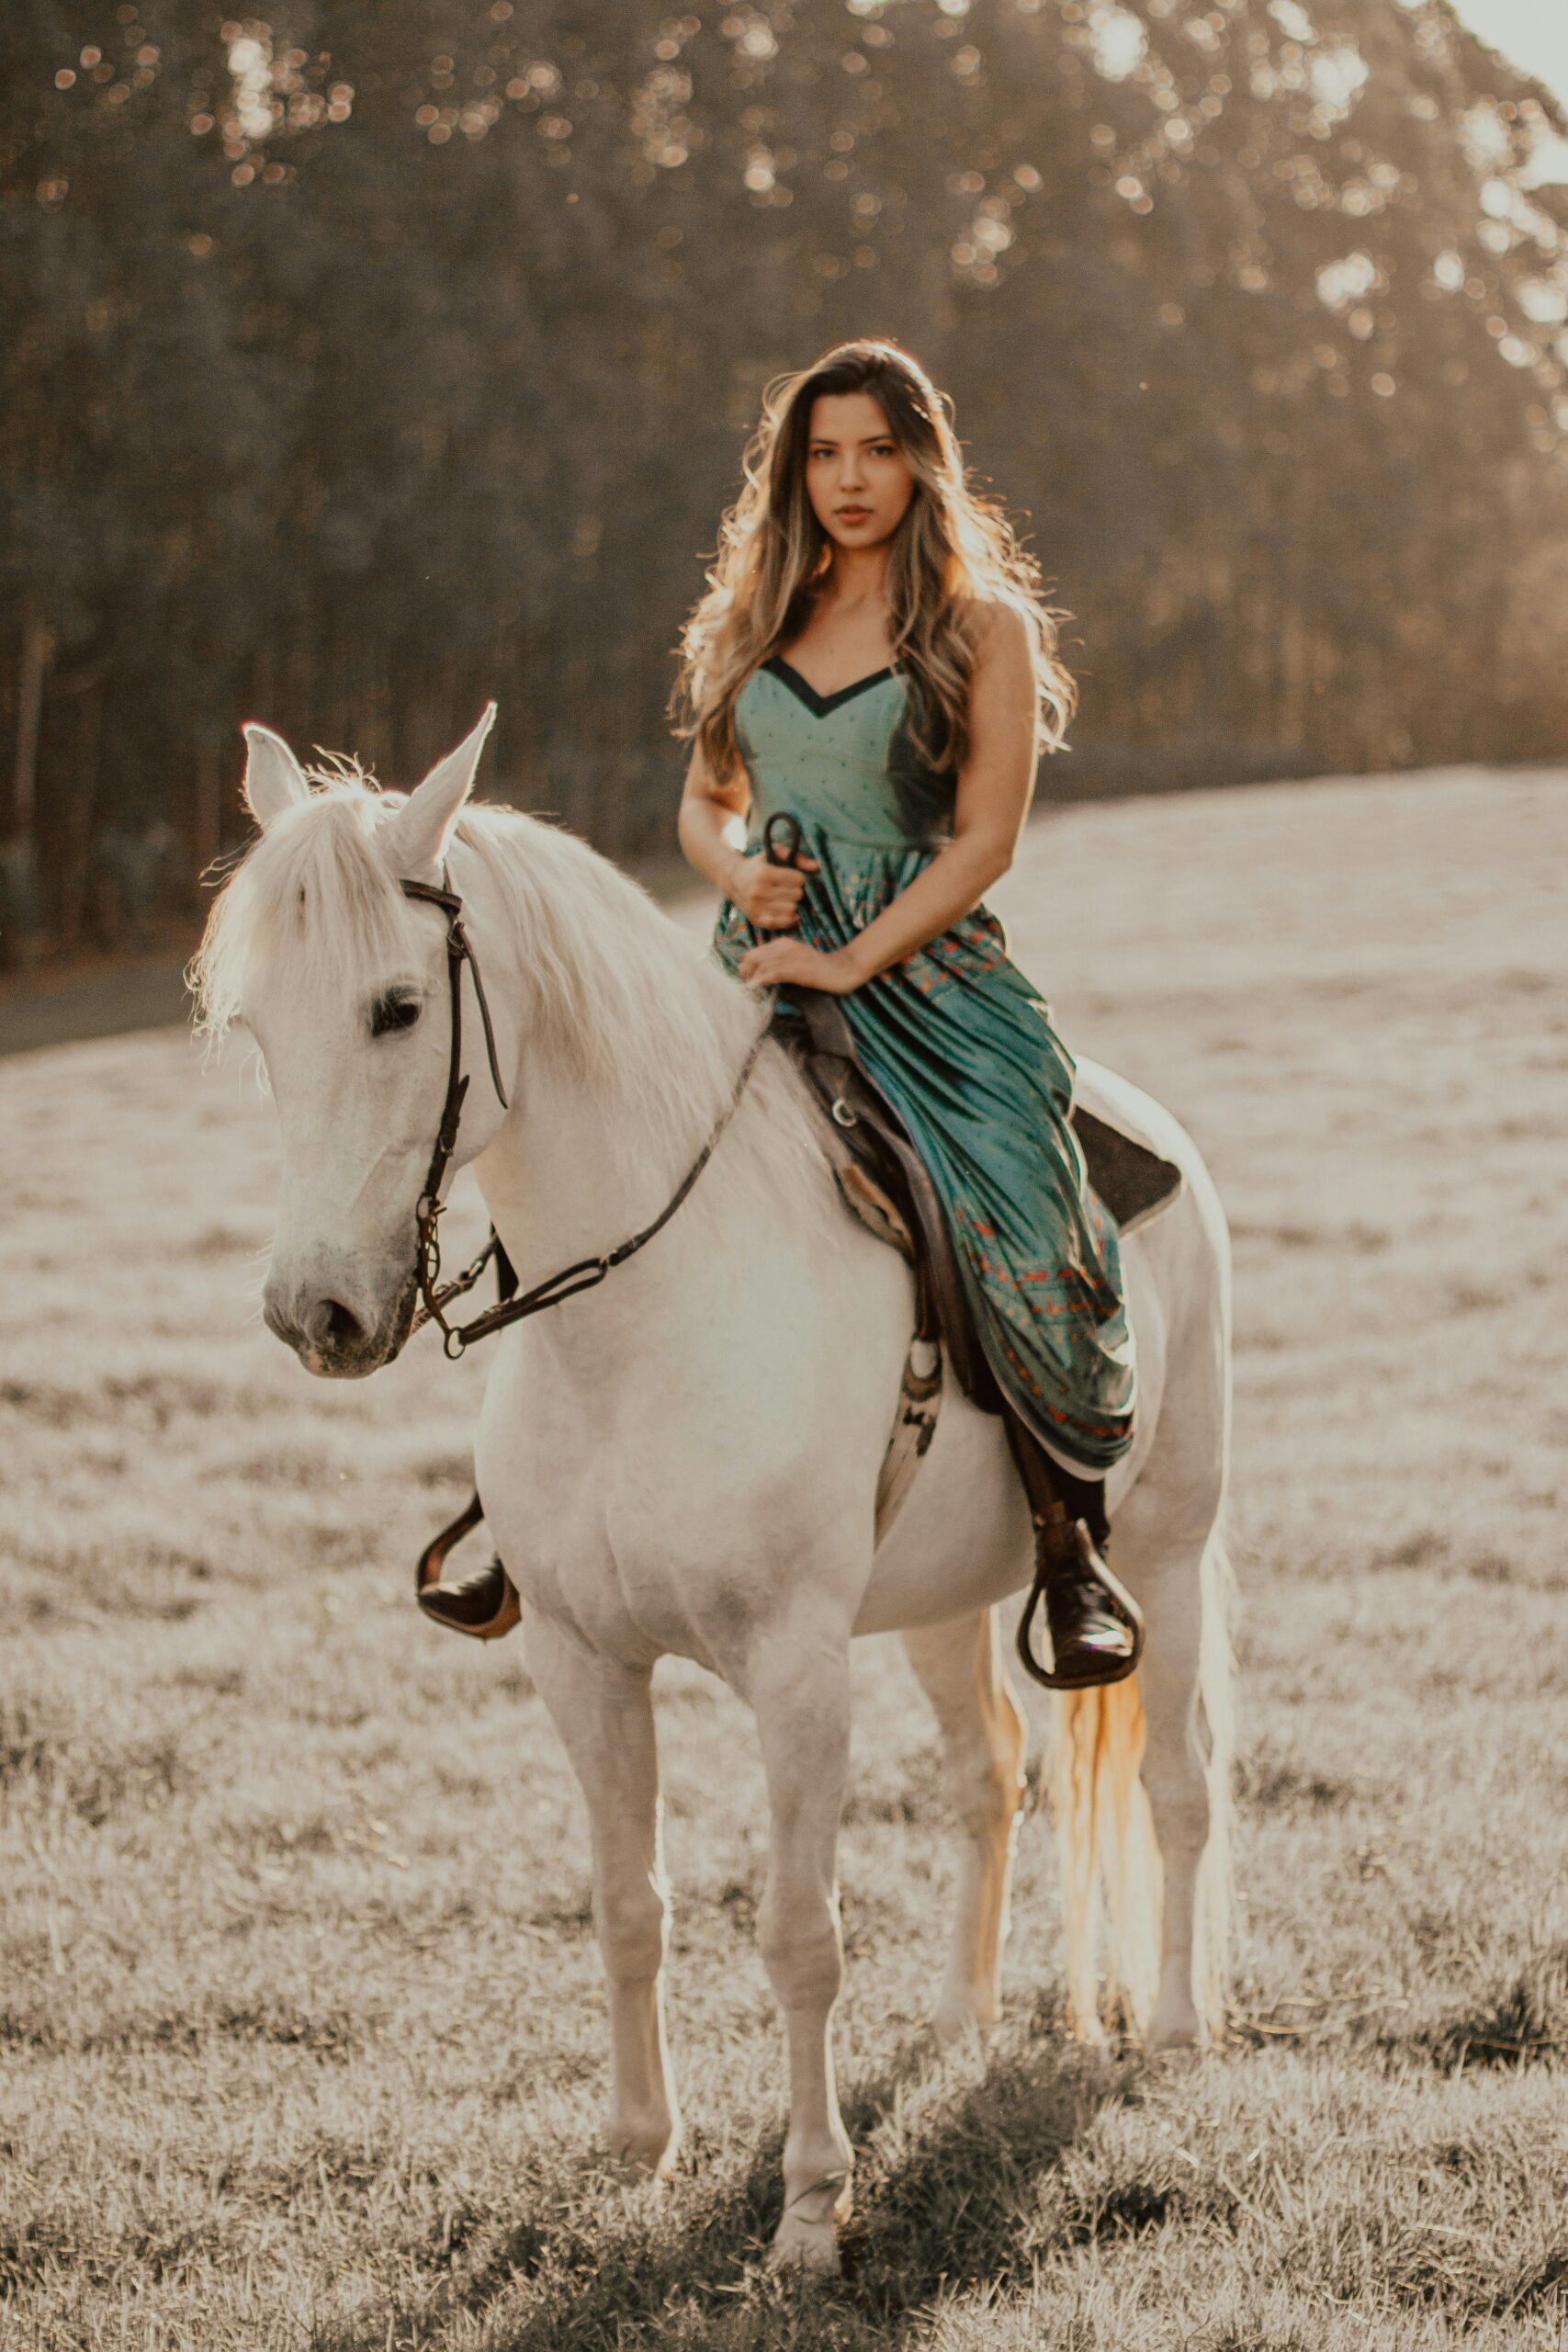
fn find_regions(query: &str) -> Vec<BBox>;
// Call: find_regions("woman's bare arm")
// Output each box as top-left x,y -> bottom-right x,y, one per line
677,734 -> 819,933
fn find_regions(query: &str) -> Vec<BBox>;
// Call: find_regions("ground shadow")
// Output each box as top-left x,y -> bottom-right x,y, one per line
334,1993 -> 1132,2352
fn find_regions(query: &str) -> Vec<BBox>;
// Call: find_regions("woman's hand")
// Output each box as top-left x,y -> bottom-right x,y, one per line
738,936 -> 867,994
728,849 -> 820,932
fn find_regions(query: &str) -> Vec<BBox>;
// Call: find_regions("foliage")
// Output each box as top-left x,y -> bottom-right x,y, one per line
2,0 -> 1566,943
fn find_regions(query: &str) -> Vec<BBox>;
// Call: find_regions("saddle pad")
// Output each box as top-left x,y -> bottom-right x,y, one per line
1072,1105 -> 1184,1237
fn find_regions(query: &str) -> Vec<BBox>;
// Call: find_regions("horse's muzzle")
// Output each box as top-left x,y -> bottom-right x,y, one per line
263,1270 -> 420,1378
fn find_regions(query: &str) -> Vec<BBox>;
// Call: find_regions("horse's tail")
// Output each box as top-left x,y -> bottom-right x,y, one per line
1048,1672 -> 1160,2040
1049,1514 -> 1235,2041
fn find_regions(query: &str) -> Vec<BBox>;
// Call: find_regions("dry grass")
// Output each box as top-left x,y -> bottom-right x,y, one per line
1,763 -> 1565,2349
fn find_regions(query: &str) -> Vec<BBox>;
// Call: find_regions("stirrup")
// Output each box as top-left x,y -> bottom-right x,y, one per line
1015,1513 -> 1145,1692
415,1492 -> 522,1642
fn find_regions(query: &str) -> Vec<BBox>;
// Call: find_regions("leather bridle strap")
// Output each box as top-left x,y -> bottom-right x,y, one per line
402,875 -> 510,1190
435,1025 -> 766,1351
398,871 -> 765,1361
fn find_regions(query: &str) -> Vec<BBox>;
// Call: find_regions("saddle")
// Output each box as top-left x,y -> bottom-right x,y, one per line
773,989 -> 1184,1419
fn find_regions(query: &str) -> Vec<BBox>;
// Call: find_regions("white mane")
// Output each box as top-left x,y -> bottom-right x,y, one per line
190,769 -> 837,1224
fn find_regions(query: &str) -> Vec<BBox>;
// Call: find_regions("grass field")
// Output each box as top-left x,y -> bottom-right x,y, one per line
2,764 -> 1565,2350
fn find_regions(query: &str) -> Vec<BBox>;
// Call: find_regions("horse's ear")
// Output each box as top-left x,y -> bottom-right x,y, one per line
380,704 -> 497,875
242,724 -> 310,830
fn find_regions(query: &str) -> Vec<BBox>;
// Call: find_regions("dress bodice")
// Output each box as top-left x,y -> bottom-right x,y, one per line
735,658 -> 957,851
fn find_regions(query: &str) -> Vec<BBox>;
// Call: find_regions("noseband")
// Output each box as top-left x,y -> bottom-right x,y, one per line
399,873 -> 764,1359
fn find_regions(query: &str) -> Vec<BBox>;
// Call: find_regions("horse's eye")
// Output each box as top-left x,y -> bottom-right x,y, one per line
370,993 -> 422,1038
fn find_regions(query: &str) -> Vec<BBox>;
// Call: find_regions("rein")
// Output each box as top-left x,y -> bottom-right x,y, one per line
400,873 -> 765,1359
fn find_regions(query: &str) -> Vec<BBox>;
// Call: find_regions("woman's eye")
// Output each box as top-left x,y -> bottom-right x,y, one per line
370,994 -> 422,1038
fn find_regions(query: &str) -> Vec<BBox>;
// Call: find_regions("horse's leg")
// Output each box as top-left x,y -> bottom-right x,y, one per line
902,1609 -> 1027,2045
1111,1493 -> 1225,2051
741,1612 -> 855,2273
1143,1552 -> 1222,2048
527,1617 -> 681,2173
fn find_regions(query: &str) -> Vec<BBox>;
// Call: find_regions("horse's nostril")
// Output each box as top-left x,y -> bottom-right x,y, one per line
315,1297 -> 366,1351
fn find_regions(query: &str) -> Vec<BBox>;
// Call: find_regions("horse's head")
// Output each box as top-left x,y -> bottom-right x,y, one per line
195,707 -> 514,1376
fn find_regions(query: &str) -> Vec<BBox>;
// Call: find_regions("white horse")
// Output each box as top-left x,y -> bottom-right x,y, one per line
193,708 -> 1235,2274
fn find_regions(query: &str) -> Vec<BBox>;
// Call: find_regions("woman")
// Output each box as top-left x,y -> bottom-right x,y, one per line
671,337 -> 1144,1690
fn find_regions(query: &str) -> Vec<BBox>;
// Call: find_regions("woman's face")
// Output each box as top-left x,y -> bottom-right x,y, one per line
802,390 -> 917,552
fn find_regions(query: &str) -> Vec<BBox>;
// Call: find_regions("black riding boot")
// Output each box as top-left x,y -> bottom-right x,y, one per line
414,1493 -> 522,1641
1001,1408 -> 1145,1690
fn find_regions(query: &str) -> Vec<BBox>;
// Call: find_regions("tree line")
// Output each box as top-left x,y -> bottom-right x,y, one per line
3,0 -> 1566,958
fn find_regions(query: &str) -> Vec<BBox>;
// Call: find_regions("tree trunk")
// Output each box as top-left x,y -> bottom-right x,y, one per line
1,613 -> 53,968
57,688 -> 104,949
191,729 -> 223,888
10,610 -> 53,843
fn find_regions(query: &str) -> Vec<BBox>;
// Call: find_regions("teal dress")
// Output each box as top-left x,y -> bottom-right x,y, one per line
710,654 -> 1136,1476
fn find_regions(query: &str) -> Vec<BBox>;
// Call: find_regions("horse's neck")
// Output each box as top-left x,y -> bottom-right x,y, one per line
475,1056 -> 730,1286
465,859 -> 813,1340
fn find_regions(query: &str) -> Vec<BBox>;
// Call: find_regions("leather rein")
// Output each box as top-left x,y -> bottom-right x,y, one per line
400,875 -> 764,1360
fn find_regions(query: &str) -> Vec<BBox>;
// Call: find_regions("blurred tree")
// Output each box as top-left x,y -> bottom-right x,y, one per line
2,0 -> 1565,955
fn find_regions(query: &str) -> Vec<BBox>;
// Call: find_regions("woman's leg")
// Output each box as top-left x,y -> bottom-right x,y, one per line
1036,1451 -> 1111,1549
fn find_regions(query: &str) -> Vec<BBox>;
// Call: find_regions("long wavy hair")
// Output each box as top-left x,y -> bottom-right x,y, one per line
669,338 -> 1077,786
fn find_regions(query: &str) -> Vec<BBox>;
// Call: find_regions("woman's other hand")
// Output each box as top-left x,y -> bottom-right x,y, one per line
728,849 -> 820,933
738,936 -> 866,995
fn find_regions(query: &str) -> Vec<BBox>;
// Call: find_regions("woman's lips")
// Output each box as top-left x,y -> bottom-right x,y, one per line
837,506 -> 870,521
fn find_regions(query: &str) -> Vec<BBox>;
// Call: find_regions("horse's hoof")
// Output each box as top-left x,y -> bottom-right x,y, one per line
604,2118 -> 681,2178
1147,1968 -> 1206,2055
769,2211 -> 841,2276
1147,2013 -> 1202,2058
770,2170 -> 850,2274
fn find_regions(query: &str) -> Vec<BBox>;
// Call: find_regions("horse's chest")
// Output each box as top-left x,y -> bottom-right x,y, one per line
472,1333 -> 877,1668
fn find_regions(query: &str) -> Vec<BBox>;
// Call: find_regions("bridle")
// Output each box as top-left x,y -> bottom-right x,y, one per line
399,873 -> 764,1359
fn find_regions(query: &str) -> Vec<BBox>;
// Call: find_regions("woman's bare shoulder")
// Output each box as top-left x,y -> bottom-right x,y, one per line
953,595 -> 1032,676
952,594 -> 1030,659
